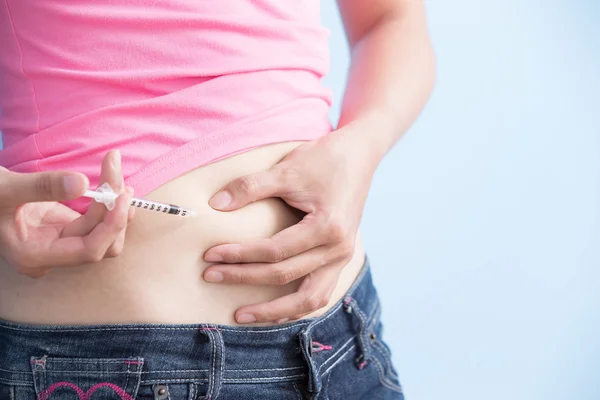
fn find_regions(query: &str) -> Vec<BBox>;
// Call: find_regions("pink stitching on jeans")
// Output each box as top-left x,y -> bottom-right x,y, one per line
123,360 -> 142,365
38,382 -> 85,400
311,341 -> 333,353
37,381 -> 134,400
358,360 -> 368,370
343,296 -> 352,305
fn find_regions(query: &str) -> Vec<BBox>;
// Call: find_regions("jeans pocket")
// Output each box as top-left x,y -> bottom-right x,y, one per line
30,356 -> 143,400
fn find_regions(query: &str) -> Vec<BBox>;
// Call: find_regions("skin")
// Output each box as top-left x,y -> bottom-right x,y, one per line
0,1 -> 435,325
202,0 -> 437,324
0,151 -> 135,278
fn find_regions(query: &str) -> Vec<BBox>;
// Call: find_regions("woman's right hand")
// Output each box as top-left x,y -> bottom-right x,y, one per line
0,150 -> 135,278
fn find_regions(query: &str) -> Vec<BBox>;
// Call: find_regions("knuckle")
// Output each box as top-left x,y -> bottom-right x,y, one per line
255,310 -> 274,323
280,167 -> 301,186
15,261 -> 45,278
318,255 -> 329,267
35,174 -> 55,201
236,175 -> 259,195
14,254 -> 38,270
114,218 -> 127,232
337,241 -> 354,261
267,244 -> 287,263
18,268 -> 45,278
15,265 -> 34,277
86,247 -> 105,263
232,271 -> 247,284
0,171 -> 10,195
13,252 -> 43,274
303,294 -> 327,312
327,222 -> 347,243
319,295 -> 329,308
223,251 -> 242,264
105,244 -> 122,258
273,267 -> 296,285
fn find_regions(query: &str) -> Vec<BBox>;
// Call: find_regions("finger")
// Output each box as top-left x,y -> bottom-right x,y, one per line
234,265 -> 340,324
85,149 -> 125,222
204,217 -> 320,263
60,152 -> 125,237
105,229 -> 126,258
105,188 -> 134,258
36,190 -> 132,268
204,247 -> 329,285
208,169 -> 284,211
0,170 -> 89,207
127,202 -> 136,222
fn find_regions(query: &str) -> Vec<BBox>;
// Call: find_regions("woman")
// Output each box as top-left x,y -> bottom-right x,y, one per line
0,0 -> 435,399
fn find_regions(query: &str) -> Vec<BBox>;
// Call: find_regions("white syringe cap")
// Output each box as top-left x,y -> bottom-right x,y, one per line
84,183 -> 119,210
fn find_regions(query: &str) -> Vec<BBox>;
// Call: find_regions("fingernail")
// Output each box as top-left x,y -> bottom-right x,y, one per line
204,270 -> 224,282
128,205 -> 136,220
63,175 -> 81,197
277,318 -> 289,324
237,313 -> 256,324
204,252 -> 223,262
209,191 -> 232,209
112,150 -> 121,172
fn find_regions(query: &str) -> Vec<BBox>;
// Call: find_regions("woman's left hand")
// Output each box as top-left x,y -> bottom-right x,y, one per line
203,125 -> 376,324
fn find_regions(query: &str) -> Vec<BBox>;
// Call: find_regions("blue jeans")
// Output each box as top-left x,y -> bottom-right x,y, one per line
0,258 -> 403,399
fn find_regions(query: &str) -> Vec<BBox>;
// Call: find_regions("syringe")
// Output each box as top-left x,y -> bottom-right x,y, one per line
83,183 -> 197,218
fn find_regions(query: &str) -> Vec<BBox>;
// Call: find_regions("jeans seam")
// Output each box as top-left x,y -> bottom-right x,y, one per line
144,379 -> 205,384
318,336 -> 355,374
223,375 -> 305,383
372,342 -> 395,377
306,303 -> 344,333
370,357 -> 403,394
207,330 -> 216,399
188,382 -> 196,400
322,371 -> 332,400
40,359 -> 137,364
0,379 -> 30,386
141,366 -> 304,374
216,329 -> 225,399
27,371 -> 134,375
124,364 -> 130,399
293,382 -> 303,400
321,344 -> 356,377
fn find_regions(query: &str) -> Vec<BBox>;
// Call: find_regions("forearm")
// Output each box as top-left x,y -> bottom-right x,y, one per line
336,2 -> 436,168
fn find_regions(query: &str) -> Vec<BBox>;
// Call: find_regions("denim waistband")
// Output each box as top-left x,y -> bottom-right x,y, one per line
0,257 -> 384,396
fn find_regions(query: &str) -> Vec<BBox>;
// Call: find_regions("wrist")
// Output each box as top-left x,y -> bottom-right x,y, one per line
331,110 -> 398,171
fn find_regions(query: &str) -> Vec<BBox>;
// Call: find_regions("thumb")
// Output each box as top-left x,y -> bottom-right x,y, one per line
208,169 -> 283,211
1,170 -> 89,207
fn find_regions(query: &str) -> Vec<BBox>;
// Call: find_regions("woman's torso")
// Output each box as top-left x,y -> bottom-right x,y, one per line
0,142 -> 366,325
0,1 -> 366,325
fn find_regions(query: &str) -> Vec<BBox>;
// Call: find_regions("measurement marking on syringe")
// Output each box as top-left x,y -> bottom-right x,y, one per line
129,199 -> 194,217
84,183 -> 197,218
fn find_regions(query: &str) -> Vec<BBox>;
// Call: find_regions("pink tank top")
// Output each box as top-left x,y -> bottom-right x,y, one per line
0,0 -> 332,212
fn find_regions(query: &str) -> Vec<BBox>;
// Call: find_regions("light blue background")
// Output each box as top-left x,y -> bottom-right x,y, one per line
0,2 -> 597,399
321,1 -> 600,399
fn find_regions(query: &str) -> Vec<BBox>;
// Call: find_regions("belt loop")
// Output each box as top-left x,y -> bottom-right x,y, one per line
344,296 -> 372,369
199,326 -> 225,400
299,328 -> 323,395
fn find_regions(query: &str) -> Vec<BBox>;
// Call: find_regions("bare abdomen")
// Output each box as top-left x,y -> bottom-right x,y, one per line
0,142 -> 365,325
